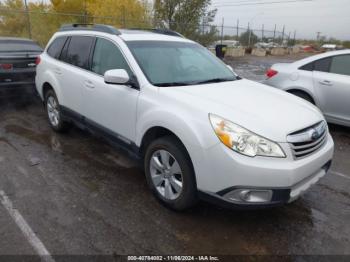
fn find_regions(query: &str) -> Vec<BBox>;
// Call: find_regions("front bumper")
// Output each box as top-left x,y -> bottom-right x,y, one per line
193,134 -> 334,208
198,160 -> 331,209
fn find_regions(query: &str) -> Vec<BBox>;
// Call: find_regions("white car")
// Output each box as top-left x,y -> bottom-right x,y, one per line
35,24 -> 334,210
265,50 -> 350,127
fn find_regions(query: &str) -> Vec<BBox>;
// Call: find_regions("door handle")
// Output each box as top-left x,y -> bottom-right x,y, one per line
84,80 -> 95,89
319,80 -> 332,86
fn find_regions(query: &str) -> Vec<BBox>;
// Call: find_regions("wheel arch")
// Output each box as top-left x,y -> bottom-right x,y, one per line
285,87 -> 317,105
38,71 -> 63,103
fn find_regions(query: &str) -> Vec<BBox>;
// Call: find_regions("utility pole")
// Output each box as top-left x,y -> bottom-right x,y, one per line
220,18 -> 224,44
316,32 -> 321,41
121,5 -> 126,27
293,30 -> 297,45
248,22 -> 251,47
83,0 -> 87,23
273,24 -> 276,43
262,24 -> 264,41
281,25 -> 285,45
288,31 -> 291,46
236,19 -> 239,40
24,0 -> 32,39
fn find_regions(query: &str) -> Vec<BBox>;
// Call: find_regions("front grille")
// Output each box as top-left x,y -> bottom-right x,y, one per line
287,121 -> 328,160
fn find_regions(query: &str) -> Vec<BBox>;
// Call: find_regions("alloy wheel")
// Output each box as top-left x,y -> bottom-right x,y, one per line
47,96 -> 60,127
150,149 -> 183,200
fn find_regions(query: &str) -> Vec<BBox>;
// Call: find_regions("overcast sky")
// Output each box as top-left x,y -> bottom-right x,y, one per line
211,0 -> 350,40
27,0 -> 349,40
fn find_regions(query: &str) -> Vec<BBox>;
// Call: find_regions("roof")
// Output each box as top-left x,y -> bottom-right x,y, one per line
292,49 -> 350,67
57,24 -> 189,43
119,31 -> 191,42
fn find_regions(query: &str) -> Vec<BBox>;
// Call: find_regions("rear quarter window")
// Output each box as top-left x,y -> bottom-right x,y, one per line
63,36 -> 94,70
314,57 -> 332,72
299,62 -> 314,71
47,36 -> 68,59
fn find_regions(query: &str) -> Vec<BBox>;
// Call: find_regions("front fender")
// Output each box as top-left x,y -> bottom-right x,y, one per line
136,109 -> 218,150
136,109 -> 220,187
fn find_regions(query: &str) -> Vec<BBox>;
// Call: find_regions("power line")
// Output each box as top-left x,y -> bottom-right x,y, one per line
212,0 -> 313,7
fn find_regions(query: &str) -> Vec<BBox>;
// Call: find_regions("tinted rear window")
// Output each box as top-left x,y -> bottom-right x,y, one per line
47,36 -> 68,59
63,36 -> 94,69
0,40 -> 42,52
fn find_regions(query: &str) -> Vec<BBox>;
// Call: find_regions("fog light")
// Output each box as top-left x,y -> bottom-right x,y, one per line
223,189 -> 273,203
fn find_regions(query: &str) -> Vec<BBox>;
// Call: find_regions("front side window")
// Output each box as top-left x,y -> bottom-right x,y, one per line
314,57 -> 331,73
64,36 -> 94,69
92,38 -> 132,76
47,36 -> 67,59
330,55 -> 350,76
127,41 -> 237,86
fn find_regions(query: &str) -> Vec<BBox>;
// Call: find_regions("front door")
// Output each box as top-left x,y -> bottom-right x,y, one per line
82,37 -> 139,143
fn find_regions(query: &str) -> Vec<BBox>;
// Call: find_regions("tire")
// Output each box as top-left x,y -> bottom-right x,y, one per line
289,90 -> 315,104
44,89 -> 70,132
144,136 -> 198,211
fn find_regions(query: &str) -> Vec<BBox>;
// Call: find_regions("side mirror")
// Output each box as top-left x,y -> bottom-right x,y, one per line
104,69 -> 130,85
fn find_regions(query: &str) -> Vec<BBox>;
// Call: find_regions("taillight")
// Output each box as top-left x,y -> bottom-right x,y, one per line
266,68 -> 278,78
0,63 -> 13,70
35,56 -> 41,65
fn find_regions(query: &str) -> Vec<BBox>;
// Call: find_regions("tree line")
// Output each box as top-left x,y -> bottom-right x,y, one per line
0,0 -> 218,46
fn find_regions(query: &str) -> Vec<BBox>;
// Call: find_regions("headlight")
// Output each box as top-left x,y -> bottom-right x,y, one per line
209,114 -> 285,158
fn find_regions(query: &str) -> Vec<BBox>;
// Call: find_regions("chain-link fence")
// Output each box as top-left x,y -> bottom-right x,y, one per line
0,8 -> 295,48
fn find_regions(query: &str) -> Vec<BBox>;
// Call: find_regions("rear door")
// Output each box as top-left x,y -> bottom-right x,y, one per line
313,55 -> 350,123
59,35 -> 95,113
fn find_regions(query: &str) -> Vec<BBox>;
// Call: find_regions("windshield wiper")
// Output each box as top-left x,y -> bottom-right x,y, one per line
154,82 -> 192,87
193,77 -> 235,85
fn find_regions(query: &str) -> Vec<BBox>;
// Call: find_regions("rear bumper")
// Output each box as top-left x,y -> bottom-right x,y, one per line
0,83 -> 36,97
0,70 -> 36,85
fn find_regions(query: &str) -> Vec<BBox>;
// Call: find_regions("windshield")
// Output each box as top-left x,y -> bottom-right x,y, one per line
127,41 -> 238,87
0,40 -> 43,53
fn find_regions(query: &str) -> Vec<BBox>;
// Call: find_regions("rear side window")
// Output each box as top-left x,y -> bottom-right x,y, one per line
64,36 -> 94,70
47,36 -> 68,59
91,38 -> 132,76
314,57 -> 331,73
330,55 -> 350,76
299,62 -> 314,71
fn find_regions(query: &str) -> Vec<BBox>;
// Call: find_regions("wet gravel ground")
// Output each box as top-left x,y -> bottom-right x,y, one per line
0,55 -> 349,257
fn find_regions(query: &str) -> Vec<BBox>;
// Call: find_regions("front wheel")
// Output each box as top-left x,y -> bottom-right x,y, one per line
144,136 -> 198,211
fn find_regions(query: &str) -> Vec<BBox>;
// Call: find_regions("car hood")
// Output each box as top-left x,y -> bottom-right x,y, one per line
162,79 -> 324,142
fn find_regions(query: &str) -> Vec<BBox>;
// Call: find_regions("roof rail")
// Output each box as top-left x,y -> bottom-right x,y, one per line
59,24 -> 121,35
151,28 -> 184,38
128,28 -> 184,38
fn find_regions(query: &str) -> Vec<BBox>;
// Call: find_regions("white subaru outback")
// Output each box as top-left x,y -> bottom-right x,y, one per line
36,24 -> 334,210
